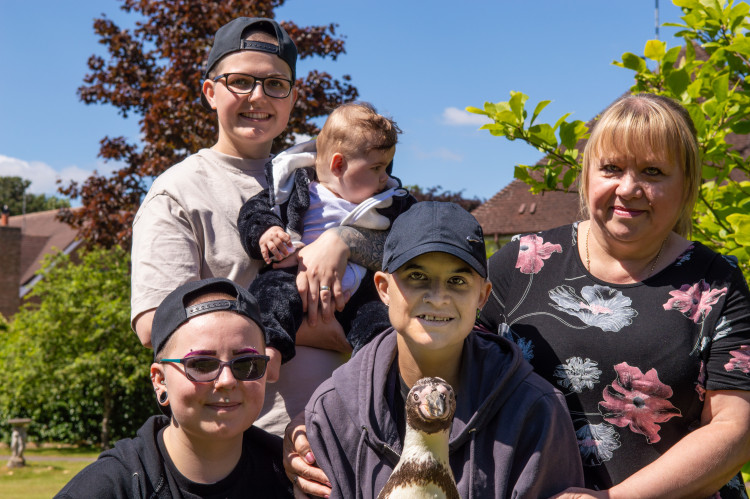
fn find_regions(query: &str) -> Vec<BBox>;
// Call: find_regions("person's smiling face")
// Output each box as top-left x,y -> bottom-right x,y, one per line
203,48 -> 297,160
152,310 -> 266,444
375,252 -> 491,355
587,146 -> 685,246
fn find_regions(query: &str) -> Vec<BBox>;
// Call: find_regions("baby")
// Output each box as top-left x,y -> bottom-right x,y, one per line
238,102 -> 415,367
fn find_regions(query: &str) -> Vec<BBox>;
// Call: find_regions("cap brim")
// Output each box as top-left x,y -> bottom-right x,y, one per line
385,242 -> 486,278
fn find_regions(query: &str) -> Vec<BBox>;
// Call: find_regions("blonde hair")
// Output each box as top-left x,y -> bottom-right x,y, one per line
581,94 -> 700,237
316,102 -> 401,170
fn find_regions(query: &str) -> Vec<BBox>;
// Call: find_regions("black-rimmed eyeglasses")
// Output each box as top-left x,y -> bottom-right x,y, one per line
212,73 -> 293,99
160,354 -> 270,382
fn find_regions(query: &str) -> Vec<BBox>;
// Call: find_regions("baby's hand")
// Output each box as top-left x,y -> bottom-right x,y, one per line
259,226 -> 294,264
272,251 -> 300,269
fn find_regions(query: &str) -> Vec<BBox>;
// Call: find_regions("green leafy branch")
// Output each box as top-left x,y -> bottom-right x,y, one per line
467,91 -> 589,193
469,0 -> 750,279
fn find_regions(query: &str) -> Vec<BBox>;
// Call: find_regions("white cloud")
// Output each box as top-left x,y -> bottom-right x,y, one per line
0,155 -> 117,197
412,146 -> 463,162
442,107 -> 491,127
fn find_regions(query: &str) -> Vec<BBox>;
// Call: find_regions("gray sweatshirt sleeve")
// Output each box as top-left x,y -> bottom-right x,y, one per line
305,382 -> 360,499
509,390 -> 585,498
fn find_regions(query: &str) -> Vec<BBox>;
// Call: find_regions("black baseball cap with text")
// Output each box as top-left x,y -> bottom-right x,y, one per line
151,277 -> 265,360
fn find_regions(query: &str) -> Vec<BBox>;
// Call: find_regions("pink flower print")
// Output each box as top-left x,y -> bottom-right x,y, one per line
599,362 -> 681,443
724,345 -> 750,374
515,234 -> 562,274
663,280 -> 727,323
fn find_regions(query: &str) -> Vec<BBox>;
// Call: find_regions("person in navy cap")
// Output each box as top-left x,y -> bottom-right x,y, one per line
284,202 -> 584,498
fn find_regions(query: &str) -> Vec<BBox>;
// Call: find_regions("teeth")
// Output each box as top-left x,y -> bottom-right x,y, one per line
241,112 -> 270,119
419,315 -> 451,322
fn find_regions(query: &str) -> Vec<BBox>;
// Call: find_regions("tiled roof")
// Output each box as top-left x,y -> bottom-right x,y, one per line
472,179 -> 580,237
7,209 -> 80,287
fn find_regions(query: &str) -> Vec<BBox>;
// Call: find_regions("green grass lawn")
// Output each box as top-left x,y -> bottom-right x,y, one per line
0,447 -> 98,499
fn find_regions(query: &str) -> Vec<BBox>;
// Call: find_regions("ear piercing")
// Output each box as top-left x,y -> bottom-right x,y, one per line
159,391 -> 169,404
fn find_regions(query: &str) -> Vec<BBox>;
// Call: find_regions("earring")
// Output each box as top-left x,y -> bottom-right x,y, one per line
159,391 -> 168,404
476,308 -> 482,320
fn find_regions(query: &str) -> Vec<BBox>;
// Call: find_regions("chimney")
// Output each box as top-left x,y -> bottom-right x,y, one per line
0,224 -> 22,318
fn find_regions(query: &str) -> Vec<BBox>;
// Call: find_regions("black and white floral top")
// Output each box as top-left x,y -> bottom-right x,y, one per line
479,222 -> 750,496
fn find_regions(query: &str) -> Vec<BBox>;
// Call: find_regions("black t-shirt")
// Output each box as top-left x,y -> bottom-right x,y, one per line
479,223 -> 750,495
157,426 -> 292,498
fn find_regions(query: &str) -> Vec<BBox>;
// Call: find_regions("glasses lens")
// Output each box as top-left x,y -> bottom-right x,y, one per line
184,357 -> 221,382
225,74 -> 256,93
231,356 -> 267,380
262,78 -> 292,98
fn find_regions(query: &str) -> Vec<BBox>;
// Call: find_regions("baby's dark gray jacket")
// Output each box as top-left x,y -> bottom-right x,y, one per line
305,328 -> 584,499
55,415 -> 291,499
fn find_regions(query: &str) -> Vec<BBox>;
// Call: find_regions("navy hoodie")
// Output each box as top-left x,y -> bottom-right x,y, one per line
306,328 -> 584,499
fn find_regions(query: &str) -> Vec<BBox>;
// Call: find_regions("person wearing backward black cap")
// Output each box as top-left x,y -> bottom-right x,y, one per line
56,278 -> 292,499
132,17 -> 299,350
131,15 -> 385,441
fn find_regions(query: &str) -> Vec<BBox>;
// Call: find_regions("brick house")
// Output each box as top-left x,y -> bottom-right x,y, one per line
0,209 -> 80,319
472,180 -> 580,247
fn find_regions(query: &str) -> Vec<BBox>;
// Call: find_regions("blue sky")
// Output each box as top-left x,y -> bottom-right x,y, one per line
0,1 -> 685,204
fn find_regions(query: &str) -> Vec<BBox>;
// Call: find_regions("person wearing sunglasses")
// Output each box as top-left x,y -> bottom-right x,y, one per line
56,278 -> 292,498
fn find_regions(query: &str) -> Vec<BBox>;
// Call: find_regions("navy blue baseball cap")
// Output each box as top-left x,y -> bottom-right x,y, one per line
383,202 -> 487,278
151,277 -> 265,359
201,17 -> 297,109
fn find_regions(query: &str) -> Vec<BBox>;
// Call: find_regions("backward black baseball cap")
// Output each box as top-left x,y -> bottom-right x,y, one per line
382,201 -> 488,278
151,277 -> 265,360
201,17 -> 297,110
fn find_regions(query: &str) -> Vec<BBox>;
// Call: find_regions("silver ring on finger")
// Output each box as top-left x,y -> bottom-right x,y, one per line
320,285 -> 331,291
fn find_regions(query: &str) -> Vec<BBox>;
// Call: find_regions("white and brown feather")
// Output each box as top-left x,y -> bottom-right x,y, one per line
378,377 -> 460,499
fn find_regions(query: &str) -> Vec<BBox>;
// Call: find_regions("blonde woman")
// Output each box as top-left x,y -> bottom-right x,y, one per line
480,94 -> 750,498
